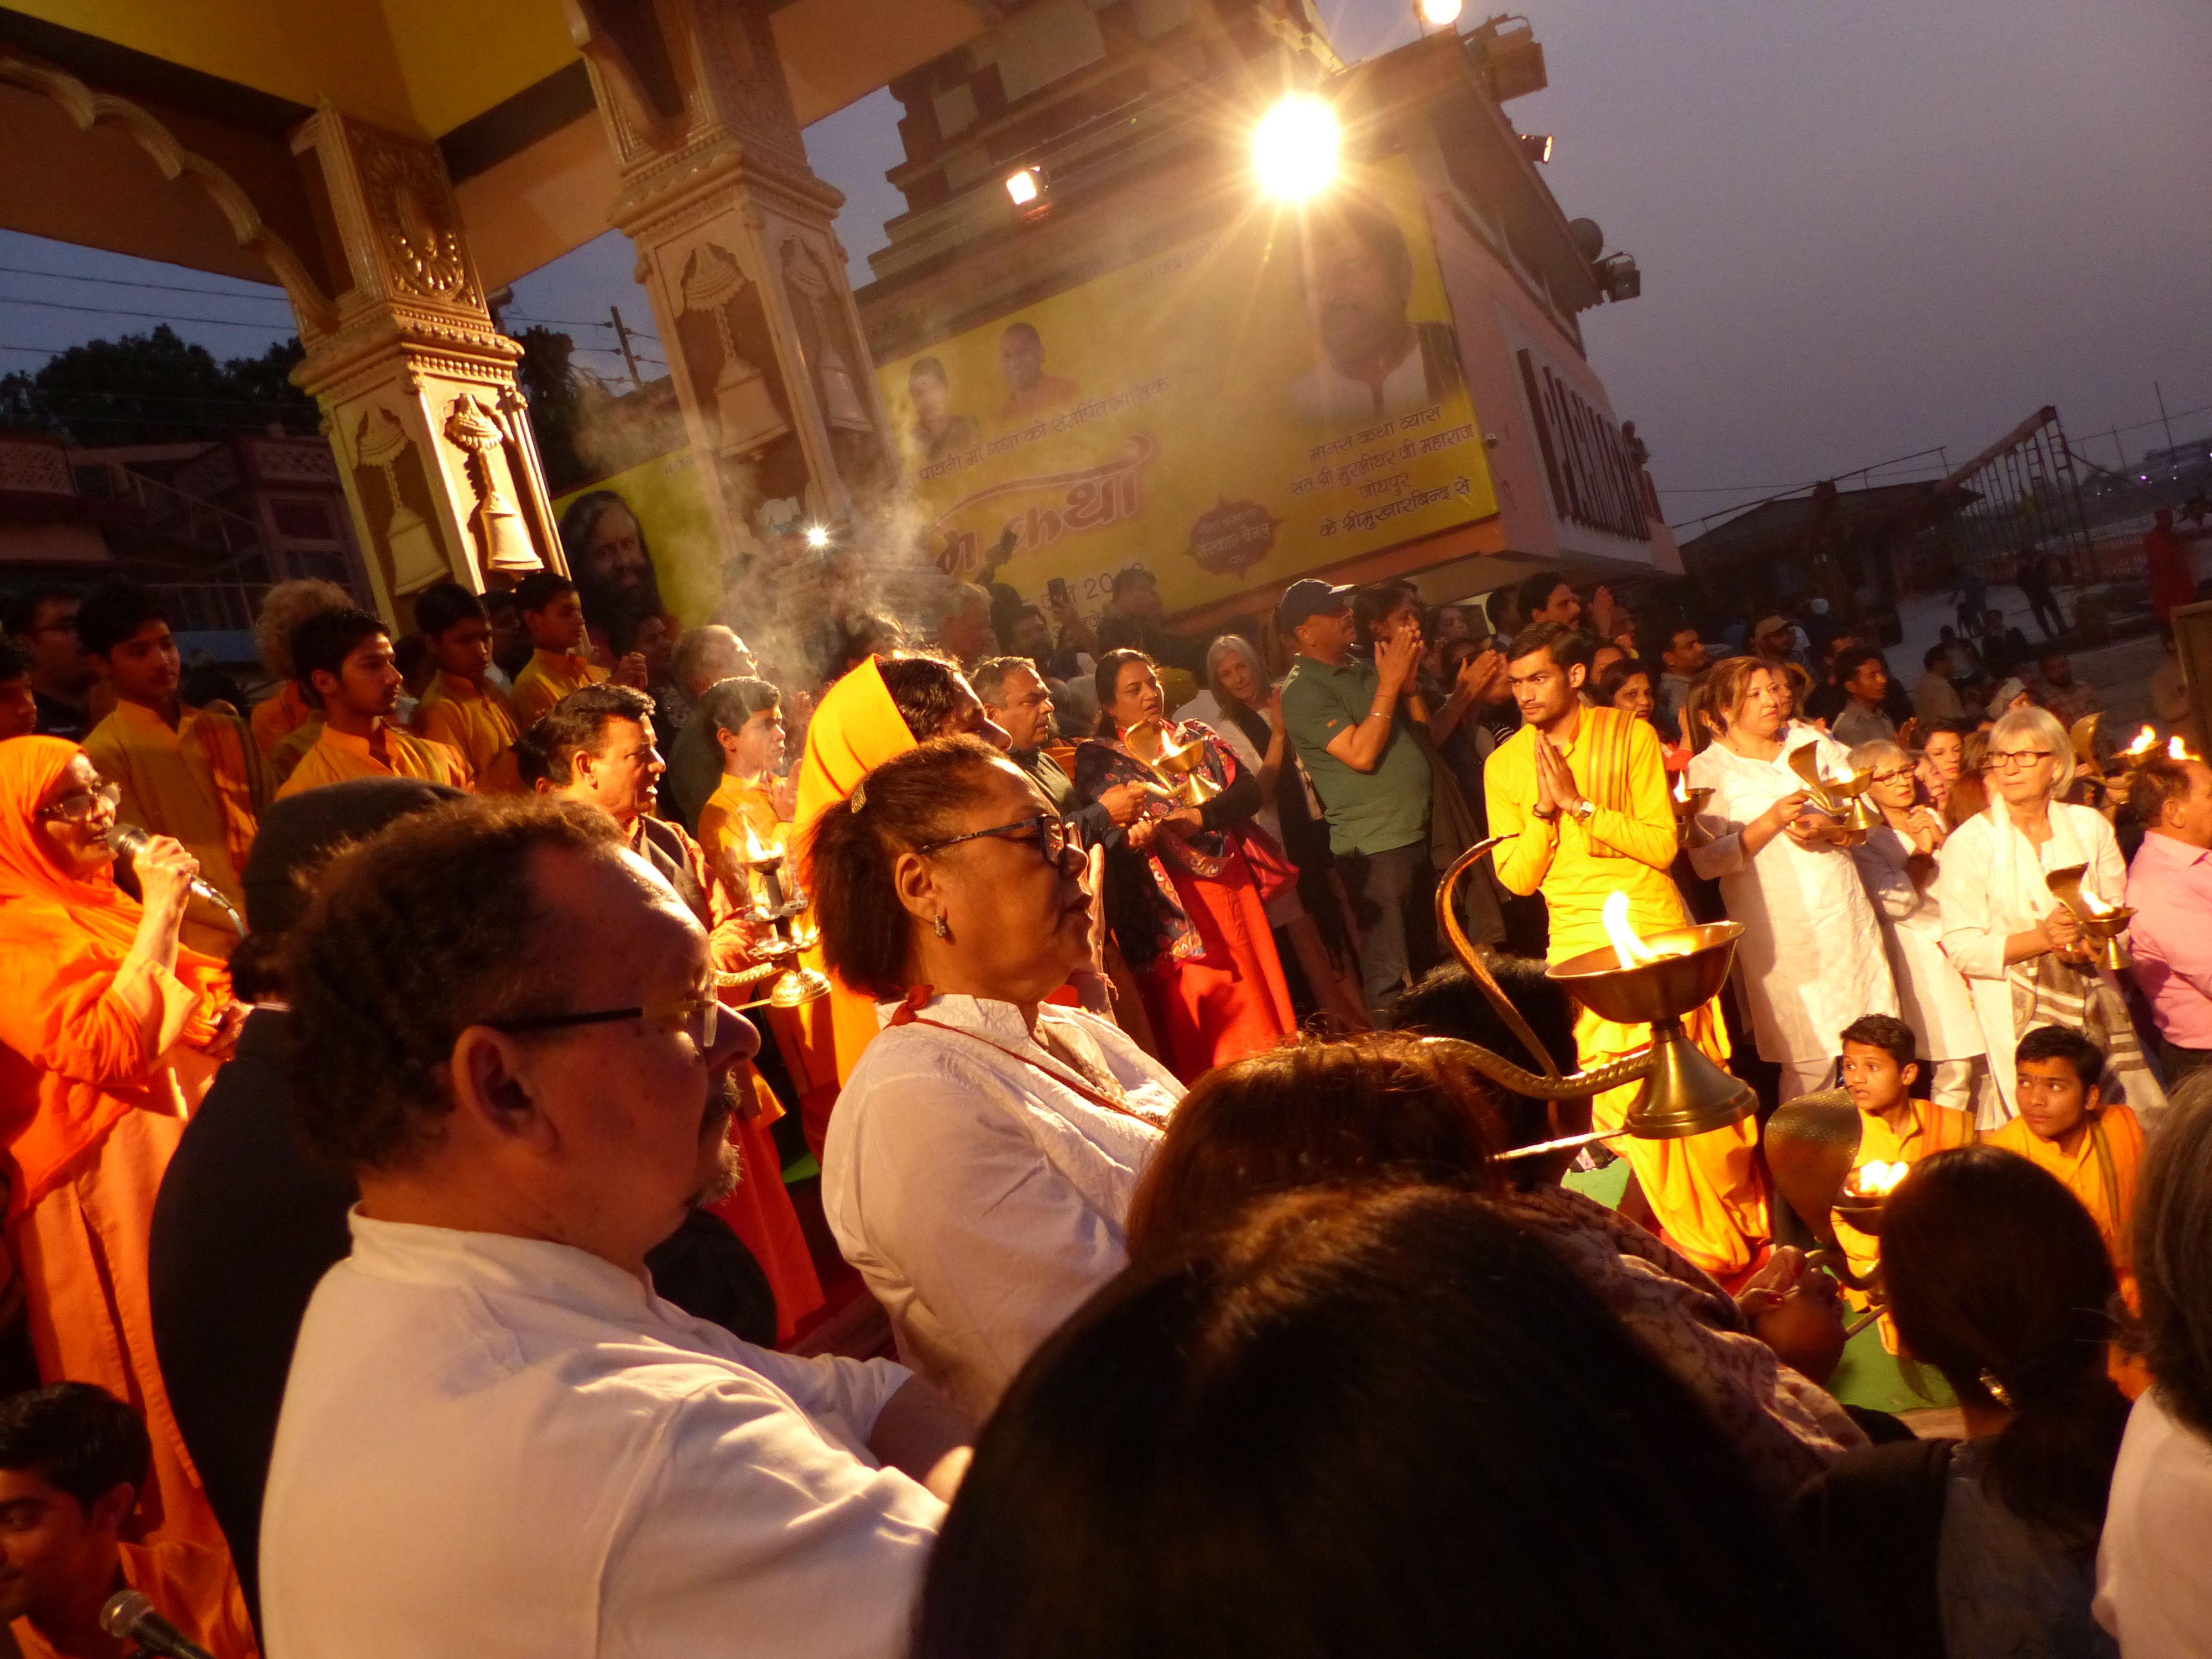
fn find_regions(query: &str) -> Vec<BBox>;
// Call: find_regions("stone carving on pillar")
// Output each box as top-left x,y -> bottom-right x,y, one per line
570,0 -> 898,588
290,105 -> 562,622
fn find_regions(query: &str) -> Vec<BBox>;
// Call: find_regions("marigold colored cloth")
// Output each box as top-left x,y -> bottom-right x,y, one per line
413,671 -> 522,794
248,681 -> 315,759
0,738 -> 241,1625
789,659 -> 916,1151
509,648 -> 608,728
276,722 -> 472,799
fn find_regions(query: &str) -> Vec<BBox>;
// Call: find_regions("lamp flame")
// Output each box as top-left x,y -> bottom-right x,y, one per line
2126,726 -> 2158,758
2172,737 -> 2194,762
2080,887 -> 2116,918
1848,1159 -> 1910,1197
1602,892 -> 1666,970
740,816 -> 782,867
1673,771 -> 1689,804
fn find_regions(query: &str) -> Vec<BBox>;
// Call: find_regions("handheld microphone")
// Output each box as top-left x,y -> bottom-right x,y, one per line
105,823 -> 247,937
100,1589 -> 218,1659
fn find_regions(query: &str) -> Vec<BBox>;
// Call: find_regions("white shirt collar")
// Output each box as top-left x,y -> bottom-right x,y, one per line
345,1209 -> 659,1324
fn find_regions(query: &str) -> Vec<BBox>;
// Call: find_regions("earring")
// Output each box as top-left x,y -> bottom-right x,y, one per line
933,913 -> 950,940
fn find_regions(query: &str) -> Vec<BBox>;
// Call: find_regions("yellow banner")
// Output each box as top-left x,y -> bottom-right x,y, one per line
879,158 -> 1496,618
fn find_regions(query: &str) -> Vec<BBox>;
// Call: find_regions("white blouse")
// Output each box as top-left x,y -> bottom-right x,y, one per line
823,993 -> 1183,1417
1849,826 -> 1986,1063
1687,725 -> 1897,1062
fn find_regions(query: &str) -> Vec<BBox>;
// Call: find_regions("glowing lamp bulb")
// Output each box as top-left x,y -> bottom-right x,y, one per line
804,524 -> 831,550
1417,0 -> 1463,24
1253,94 -> 1339,200
1005,168 -> 1041,207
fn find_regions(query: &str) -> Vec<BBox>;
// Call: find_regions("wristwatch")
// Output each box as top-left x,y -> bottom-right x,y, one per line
1571,798 -> 1596,824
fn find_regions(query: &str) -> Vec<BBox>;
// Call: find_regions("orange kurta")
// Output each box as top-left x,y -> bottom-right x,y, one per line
1990,1104 -> 2144,1297
509,648 -> 607,728
1486,705 -> 1767,1275
248,681 -> 315,759
0,738 -> 241,1635
275,722 -> 472,799
789,659 -> 918,1152
1835,1098 -> 1977,1349
412,671 -> 522,794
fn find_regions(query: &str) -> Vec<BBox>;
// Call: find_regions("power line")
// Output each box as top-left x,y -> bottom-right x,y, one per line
0,295 -> 298,331
506,312 -> 661,343
0,262 -> 290,302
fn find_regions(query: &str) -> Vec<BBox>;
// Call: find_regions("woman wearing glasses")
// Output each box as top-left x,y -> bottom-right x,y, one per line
1074,649 -> 1293,1082
809,737 -> 1182,1416
1936,706 -> 2166,1122
0,738 -> 243,1585
1845,739 -> 1991,1119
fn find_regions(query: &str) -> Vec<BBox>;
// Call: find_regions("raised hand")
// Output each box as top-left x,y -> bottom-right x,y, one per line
129,833 -> 200,915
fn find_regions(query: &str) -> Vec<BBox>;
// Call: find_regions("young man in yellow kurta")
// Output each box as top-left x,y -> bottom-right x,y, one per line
78,585 -> 270,959
1991,1024 -> 2143,1301
508,571 -> 650,728
1833,1014 -> 1975,1346
1484,621 -> 1768,1277
409,583 -> 522,794
278,608 -> 471,799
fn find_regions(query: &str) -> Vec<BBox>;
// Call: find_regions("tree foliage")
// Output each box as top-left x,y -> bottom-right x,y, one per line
0,326 -> 319,446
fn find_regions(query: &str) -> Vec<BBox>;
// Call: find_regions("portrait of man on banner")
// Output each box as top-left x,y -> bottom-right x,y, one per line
1288,196 -> 1467,427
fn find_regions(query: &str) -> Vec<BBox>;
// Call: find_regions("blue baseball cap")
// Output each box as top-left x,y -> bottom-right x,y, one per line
1276,578 -> 1354,632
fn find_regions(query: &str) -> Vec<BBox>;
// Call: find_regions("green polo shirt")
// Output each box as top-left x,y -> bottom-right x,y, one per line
1280,653 -> 1431,857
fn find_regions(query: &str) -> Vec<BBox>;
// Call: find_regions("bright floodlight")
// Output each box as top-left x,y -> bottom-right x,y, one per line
1417,0 -> 1463,25
804,524 -> 831,549
1005,168 -> 1041,206
1253,95 -> 1339,200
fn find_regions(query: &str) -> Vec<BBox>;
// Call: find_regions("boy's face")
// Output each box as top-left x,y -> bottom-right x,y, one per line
0,1468 -> 128,1624
2014,1057 -> 2097,1142
430,616 -> 493,680
1839,1041 -> 1914,1114
93,619 -> 180,706
525,591 -> 588,652
313,633 -> 403,720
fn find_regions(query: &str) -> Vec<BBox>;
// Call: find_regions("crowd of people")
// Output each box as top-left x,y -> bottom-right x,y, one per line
0,537 -> 2208,1659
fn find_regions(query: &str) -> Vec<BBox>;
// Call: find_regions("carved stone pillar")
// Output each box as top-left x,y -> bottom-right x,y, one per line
288,106 -> 567,622
570,0 -> 896,573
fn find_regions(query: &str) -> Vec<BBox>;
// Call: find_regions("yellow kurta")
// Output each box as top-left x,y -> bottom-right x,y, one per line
276,722 -> 472,799
697,774 -> 785,881
1485,705 -> 1768,1275
82,699 -> 270,959
413,671 -> 522,794
1991,1104 -> 2143,1298
249,680 -> 315,758
509,648 -> 607,728
1836,1099 -> 1975,1347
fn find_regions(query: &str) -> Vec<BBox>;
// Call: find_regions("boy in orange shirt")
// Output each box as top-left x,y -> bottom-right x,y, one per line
1991,1025 -> 2143,1296
410,583 -> 521,792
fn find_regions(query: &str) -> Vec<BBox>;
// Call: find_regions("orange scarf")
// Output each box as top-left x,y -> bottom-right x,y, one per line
186,703 -> 264,876
0,738 -> 158,957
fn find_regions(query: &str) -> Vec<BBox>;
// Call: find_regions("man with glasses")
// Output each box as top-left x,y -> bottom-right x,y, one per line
4,588 -> 97,741
521,683 -> 824,1338
262,796 -> 967,1658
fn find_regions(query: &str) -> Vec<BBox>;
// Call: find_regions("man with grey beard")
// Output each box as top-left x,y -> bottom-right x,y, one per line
260,798 -> 968,1659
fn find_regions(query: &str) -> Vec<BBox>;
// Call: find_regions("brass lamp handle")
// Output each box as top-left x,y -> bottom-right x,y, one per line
1433,838 -> 1566,1078
1422,1034 -> 1655,1101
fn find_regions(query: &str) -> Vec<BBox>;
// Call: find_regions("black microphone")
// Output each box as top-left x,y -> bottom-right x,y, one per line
100,1589 -> 218,1659
105,823 -> 246,937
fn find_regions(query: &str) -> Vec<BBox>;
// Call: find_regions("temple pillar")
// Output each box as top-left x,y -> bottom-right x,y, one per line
288,107 -> 566,623
569,0 -> 897,577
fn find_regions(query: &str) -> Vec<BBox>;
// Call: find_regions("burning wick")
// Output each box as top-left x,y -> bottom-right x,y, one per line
741,818 -> 787,912
1673,771 -> 1689,805
1847,1159 -> 1909,1197
1601,891 -> 1680,969
2171,737 -> 2194,762
2079,887 -> 2116,919
2125,726 -> 2158,759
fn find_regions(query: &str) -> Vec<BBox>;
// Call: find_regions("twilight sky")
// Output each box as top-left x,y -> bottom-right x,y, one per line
4,0 -> 2205,535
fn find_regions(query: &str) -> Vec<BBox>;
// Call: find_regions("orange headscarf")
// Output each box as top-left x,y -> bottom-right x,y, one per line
0,738 -> 228,1216
786,658 -> 919,1149
0,737 -> 148,954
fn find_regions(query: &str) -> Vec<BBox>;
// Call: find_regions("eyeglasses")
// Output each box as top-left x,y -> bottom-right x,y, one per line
917,811 -> 1078,867
485,990 -> 721,1049
1988,749 -> 2056,771
38,781 -> 121,822
1868,767 -> 1916,786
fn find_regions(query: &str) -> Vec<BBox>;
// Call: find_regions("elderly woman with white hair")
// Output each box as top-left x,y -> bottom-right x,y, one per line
1180,635 -> 1368,1031
1845,738 -> 1989,1118
1935,705 -> 2166,1123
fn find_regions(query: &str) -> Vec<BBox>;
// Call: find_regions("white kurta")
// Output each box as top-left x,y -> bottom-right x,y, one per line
1849,826 -> 1986,1062
1936,799 -> 2154,1119
824,993 -> 1182,1417
1688,725 -> 1898,1063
